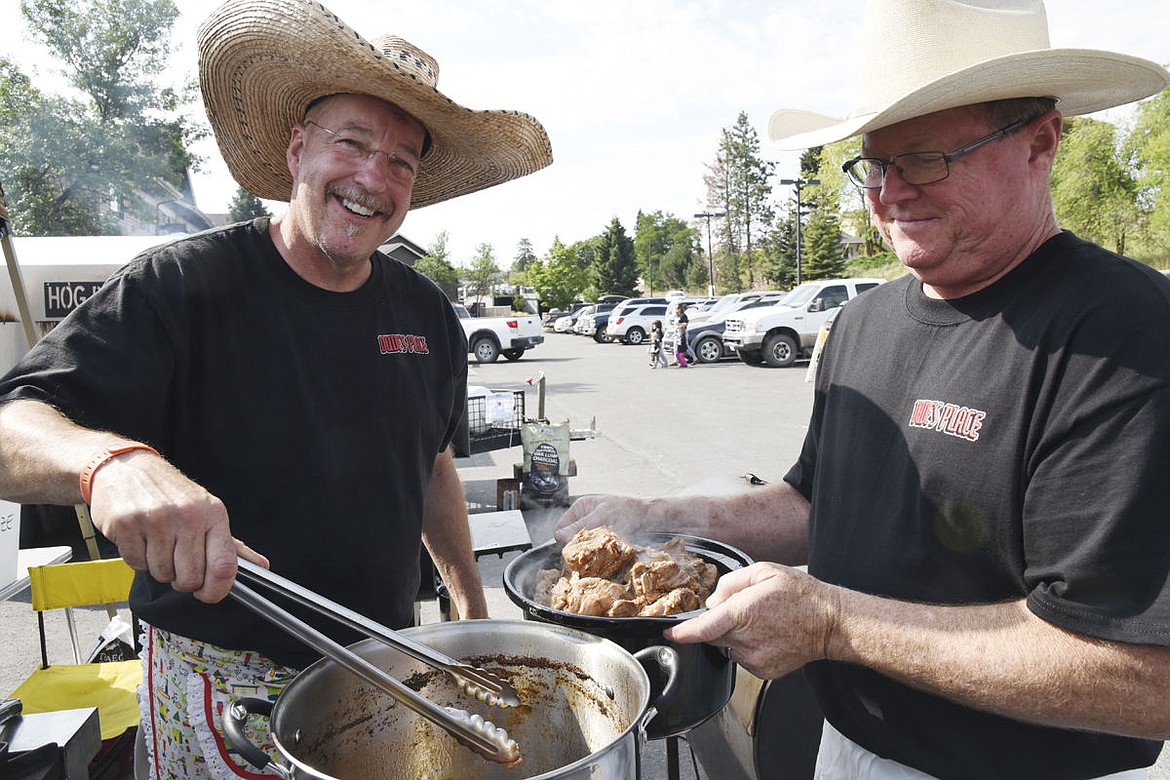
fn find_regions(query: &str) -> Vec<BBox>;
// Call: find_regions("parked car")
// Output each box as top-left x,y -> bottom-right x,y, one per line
686,298 -> 720,315
575,302 -> 618,338
452,304 -> 543,362
687,293 -> 788,363
605,297 -> 668,338
555,304 -> 592,333
588,311 -> 613,342
723,277 -> 885,367
688,290 -> 785,327
607,303 -> 671,345
544,301 -> 588,329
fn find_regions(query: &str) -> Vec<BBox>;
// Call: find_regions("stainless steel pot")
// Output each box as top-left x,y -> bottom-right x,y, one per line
223,620 -> 679,779
503,533 -> 753,738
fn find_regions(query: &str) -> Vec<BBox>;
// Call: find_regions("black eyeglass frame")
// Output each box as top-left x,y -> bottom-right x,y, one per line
841,114 -> 1043,190
302,119 -> 421,183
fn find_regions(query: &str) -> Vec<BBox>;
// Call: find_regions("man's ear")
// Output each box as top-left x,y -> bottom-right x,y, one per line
287,124 -> 307,178
1030,111 -> 1063,170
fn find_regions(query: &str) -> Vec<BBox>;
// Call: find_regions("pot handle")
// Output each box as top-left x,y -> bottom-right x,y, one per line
223,697 -> 292,779
632,645 -> 681,732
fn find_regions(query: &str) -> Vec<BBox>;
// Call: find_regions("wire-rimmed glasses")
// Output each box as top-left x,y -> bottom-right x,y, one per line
842,115 -> 1041,190
304,120 -> 420,183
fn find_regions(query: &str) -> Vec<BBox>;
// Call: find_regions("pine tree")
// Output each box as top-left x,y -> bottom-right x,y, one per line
227,187 -> 270,223
702,111 -> 775,290
512,238 -> 537,274
800,191 -> 848,280
592,218 -> 639,297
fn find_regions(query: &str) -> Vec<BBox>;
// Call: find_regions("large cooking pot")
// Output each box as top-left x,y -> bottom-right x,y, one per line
504,533 -> 753,738
223,619 -> 679,779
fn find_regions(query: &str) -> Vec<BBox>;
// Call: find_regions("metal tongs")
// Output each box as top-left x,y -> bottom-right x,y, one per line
229,558 -> 521,765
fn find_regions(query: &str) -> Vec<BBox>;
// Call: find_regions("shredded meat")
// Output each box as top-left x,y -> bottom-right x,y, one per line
535,526 -> 718,617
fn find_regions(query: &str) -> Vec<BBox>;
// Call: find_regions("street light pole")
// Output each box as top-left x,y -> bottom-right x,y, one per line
780,178 -> 819,285
693,211 -> 724,297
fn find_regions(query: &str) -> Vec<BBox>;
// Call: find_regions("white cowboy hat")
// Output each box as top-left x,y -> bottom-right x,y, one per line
197,0 -> 552,208
768,0 -> 1170,150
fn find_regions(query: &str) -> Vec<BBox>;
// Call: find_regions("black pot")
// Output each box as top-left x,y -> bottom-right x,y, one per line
503,533 -> 753,738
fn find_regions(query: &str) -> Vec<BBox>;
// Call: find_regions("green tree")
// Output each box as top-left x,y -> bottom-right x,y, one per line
634,210 -> 701,294
526,237 -> 589,310
0,60 -> 111,234
511,238 -> 538,274
413,230 -> 459,300
464,243 -> 501,301
1126,88 -> 1170,262
762,218 -> 798,289
1052,117 -> 1139,254
703,111 -> 775,290
592,217 -> 639,296
816,138 -> 884,258
0,0 -> 203,235
800,189 -> 848,280
227,186 -> 270,223
569,238 -> 602,300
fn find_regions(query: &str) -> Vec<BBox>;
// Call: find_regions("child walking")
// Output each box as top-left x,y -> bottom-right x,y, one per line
648,320 -> 668,368
673,303 -> 691,367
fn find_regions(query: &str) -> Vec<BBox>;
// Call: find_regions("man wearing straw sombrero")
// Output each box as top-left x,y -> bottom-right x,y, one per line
558,1 -> 1170,777
0,0 -> 550,775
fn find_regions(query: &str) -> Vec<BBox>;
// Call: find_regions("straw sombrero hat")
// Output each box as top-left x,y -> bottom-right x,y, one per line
768,0 -> 1170,150
198,0 -> 552,208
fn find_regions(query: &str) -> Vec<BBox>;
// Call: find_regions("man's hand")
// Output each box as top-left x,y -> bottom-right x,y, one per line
88,449 -> 263,603
665,562 -> 839,680
554,494 -> 652,543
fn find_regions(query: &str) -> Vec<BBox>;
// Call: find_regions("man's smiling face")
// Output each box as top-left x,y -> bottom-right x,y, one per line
284,93 -> 425,281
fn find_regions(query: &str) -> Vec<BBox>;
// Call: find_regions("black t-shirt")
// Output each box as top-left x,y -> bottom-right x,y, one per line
785,232 -> 1170,778
0,219 -> 467,668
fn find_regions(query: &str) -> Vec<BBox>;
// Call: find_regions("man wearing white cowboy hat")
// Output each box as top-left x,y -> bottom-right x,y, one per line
0,0 -> 551,775
558,1 -> 1170,778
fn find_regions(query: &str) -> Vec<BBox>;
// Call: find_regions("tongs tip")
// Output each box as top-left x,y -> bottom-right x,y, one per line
446,707 -> 522,765
455,672 -> 522,709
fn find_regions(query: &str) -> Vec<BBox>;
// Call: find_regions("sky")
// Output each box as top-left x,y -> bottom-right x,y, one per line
3,0 -> 1169,267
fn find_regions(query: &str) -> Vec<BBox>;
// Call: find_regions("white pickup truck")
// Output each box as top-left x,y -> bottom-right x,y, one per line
722,277 -> 885,367
453,304 -> 544,363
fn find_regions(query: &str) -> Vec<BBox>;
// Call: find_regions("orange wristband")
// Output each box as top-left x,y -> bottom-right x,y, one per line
79,441 -> 160,505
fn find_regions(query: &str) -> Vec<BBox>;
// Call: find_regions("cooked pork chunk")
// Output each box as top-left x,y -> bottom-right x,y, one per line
561,526 -> 636,578
535,526 -> 718,617
552,575 -> 632,616
641,588 -> 703,617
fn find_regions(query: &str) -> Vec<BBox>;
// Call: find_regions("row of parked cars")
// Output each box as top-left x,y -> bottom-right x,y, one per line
545,294 -> 707,344
543,277 -> 886,367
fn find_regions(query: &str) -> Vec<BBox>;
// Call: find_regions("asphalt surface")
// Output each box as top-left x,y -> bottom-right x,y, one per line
2,329 -> 1166,778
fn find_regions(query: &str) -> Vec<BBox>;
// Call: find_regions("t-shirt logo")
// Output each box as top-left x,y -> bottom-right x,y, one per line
908,399 -> 986,442
377,334 -> 430,355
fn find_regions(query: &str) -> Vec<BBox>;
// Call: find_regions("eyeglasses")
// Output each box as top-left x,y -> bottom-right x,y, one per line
841,115 -> 1040,190
303,120 -> 420,183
